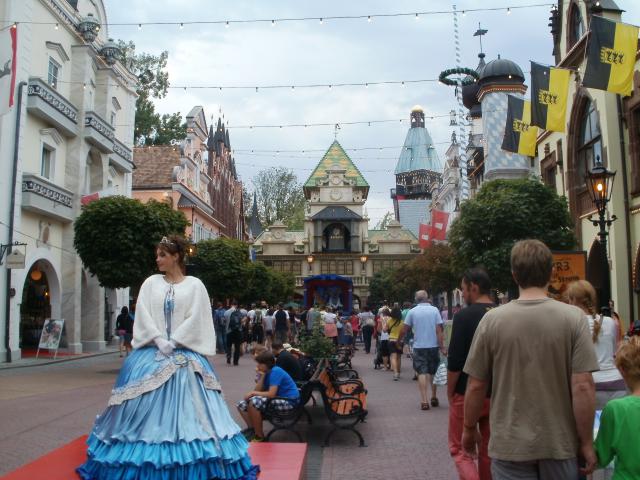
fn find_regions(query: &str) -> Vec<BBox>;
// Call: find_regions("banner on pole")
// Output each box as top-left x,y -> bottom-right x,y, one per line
0,25 -> 18,116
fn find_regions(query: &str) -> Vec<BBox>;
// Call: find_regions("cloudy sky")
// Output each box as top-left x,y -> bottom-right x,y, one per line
106,0 -> 639,225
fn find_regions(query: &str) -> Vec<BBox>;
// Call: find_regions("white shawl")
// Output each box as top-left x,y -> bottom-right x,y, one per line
132,275 -> 216,356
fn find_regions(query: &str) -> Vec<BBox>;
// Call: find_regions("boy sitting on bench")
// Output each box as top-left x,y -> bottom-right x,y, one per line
237,350 -> 300,442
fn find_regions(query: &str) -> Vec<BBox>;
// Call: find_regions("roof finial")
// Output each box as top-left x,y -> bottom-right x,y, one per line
334,123 -> 341,139
473,23 -> 488,54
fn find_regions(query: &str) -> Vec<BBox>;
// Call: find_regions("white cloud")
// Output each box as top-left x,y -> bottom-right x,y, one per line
105,0 -> 640,225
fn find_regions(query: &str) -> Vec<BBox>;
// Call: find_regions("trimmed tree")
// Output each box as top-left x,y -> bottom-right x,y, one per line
74,196 -> 189,292
448,178 -> 576,293
194,239 -> 295,304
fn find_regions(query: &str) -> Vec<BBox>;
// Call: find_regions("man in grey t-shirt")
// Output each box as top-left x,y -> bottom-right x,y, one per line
397,290 -> 445,410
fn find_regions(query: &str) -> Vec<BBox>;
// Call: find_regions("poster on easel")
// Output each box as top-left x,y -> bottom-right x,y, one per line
36,319 -> 64,359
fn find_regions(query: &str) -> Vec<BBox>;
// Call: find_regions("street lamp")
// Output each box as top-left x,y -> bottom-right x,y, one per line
586,155 -> 617,309
306,254 -> 314,274
359,255 -> 368,275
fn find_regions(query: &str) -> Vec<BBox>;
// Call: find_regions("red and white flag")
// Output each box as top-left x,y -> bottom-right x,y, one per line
0,24 -> 17,116
430,209 -> 450,241
418,223 -> 433,249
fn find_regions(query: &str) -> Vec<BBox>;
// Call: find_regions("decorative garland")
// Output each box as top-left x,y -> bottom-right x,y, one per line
438,67 -> 479,86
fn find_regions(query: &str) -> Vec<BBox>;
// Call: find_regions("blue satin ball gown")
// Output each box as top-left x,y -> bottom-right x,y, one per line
76,346 -> 259,479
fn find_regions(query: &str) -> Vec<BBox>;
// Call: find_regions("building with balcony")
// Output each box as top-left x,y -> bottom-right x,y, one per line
536,0 -> 640,326
0,0 -> 137,361
133,107 -> 246,242
252,141 -> 420,309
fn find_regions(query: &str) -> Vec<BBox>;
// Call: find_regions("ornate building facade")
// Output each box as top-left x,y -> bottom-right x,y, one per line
536,0 -> 639,325
133,108 -> 245,242
252,141 -> 420,309
0,0 -> 137,361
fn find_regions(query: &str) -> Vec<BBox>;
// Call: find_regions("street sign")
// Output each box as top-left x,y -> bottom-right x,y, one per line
5,249 -> 25,269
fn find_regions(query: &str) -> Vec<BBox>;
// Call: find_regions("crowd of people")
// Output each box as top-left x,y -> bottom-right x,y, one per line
88,234 -> 640,480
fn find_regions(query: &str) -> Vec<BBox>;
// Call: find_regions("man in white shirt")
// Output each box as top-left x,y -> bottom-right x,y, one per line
397,290 -> 445,410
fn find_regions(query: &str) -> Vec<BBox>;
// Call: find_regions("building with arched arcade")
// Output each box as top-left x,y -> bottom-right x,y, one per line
0,0 -> 137,361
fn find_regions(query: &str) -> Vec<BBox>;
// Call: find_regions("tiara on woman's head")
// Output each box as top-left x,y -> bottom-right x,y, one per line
160,236 -> 175,246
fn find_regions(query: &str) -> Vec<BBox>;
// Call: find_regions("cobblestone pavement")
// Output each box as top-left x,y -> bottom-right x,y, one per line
0,348 -> 457,479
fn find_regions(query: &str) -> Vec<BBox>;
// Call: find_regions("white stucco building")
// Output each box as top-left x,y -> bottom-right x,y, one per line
0,0 -> 137,361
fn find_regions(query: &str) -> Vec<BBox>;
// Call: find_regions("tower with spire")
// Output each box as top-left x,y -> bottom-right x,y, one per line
247,193 -> 263,240
391,106 -> 443,237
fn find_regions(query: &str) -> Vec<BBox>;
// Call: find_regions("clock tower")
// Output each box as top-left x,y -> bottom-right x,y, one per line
303,141 -> 370,253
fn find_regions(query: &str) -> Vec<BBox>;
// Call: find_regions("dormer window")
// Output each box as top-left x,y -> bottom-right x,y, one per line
569,3 -> 585,48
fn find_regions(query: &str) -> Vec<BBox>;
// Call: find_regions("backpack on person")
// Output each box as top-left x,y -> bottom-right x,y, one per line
252,309 -> 263,326
228,309 -> 243,333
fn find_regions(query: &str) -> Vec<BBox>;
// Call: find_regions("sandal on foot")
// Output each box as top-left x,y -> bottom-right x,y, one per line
421,402 -> 430,410
431,397 -> 439,407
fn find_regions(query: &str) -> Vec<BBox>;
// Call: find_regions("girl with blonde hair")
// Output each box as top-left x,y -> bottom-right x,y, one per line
565,280 -> 626,409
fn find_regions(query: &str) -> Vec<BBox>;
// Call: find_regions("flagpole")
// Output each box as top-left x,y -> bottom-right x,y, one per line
4,81 -> 26,363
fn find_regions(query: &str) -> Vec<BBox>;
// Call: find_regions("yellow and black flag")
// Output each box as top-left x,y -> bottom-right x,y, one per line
502,95 -> 538,157
530,62 -> 570,132
583,15 -> 639,96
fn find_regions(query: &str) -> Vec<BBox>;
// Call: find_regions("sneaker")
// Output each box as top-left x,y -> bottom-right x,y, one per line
393,373 -> 399,381
226,357 -> 231,364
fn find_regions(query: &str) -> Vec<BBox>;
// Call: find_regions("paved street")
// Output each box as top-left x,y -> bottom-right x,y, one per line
0,349 -> 456,480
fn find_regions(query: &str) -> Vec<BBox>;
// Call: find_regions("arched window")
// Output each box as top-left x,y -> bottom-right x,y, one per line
576,100 -> 602,187
322,223 -> 350,252
568,3 -> 585,48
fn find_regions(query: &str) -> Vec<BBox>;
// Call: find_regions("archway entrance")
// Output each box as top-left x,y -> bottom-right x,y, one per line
19,262 -> 52,348
587,239 -> 610,310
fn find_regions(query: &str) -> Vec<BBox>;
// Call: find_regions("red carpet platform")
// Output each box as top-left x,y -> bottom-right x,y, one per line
0,435 -> 307,480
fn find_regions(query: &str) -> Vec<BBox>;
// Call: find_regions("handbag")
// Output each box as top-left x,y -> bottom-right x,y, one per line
433,359 -> 448,386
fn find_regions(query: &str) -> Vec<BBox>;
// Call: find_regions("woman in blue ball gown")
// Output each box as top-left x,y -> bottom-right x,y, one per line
77,235 -> 259,480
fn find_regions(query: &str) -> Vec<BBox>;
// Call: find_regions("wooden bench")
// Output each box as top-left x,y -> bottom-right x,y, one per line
316,368 -> 368,447
262,359 -> 326,441
263,380 -> 314,442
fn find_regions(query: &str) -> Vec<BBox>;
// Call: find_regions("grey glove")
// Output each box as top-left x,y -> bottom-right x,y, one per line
154,337 -> 174,356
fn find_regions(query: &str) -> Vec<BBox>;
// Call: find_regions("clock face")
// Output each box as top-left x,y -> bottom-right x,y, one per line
330,188 -> 343,201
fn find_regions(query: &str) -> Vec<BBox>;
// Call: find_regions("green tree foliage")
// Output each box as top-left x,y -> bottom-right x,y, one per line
367,245 -> 458,307
74,197 -> 189,291
448,178 -> 576,292
368,267 -> 413,306
193,239 -> 294,304
116,40 -> 186,145
374,211 -> 394,230
252,167 -> 306,229
193,238 -> 251,302
299,312 -> 336,359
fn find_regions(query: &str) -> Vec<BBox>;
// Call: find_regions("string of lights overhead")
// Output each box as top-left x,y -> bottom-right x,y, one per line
121,109 -> 504,131
5,3 -> 554,29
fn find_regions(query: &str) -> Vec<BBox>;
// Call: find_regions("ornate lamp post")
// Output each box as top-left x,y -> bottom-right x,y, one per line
359,255 -> 368,275
306,255 -> 314,274
586,155 -> 617,309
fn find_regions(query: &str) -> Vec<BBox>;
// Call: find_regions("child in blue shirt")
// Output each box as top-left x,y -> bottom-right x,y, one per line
237,350 -> 300,442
